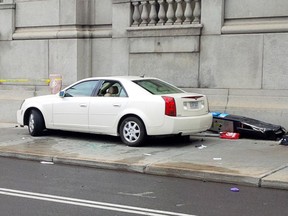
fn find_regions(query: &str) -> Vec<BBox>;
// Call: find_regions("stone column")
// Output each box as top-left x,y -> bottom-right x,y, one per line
0,0 -> 15,41
184,0 -> 193,24
192,0 -> 201,24
112,0 -> 130,75
132,1 -> 141,26
140,1 -> 149,26
157,0 -> 166,25
166,0 -> 175,25
148,0 -> 157,26
175,0 -> 184,25
201,0 -> 224,35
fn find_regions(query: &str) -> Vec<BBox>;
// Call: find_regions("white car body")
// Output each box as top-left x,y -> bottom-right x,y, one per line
17,76 -> 212,146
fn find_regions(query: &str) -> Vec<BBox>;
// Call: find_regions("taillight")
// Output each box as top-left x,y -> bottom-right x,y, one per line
162,96 -> 176,117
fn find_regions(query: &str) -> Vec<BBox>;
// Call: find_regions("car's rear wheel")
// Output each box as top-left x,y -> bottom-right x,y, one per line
28,110 -> 45,136
120,117 -> 146,147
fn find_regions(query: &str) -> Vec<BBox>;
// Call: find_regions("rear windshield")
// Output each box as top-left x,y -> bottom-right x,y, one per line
133,79 -> 184,95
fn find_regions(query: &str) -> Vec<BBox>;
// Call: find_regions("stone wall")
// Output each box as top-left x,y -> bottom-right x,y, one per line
199,0 -> 288,128
1,0 -> 288,129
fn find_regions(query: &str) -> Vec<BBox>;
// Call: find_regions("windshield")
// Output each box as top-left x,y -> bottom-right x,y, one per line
133,79 -> 184,95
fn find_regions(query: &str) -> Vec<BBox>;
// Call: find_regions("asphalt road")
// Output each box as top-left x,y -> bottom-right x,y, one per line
0,156 -> 287,216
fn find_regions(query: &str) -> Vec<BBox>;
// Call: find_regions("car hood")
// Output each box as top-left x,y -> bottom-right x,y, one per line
33,93 -> 58,99
25,94 -> 59,103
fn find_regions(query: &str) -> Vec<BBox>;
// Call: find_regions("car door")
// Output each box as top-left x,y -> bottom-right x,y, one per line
89,80 -> 129,134
53,80 -> 99,132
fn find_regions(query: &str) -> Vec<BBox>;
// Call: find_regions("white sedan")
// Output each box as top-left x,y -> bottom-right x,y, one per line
17,76 -> 212,146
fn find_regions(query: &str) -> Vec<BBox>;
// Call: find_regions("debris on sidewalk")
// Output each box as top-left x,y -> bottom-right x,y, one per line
279,135 -> 288,146
210,112 -> 286,140
195,144 -> 207,149
220,132 -> 240,140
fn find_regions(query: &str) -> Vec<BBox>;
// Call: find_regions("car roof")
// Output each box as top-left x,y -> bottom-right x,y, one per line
80,76 -> 158,82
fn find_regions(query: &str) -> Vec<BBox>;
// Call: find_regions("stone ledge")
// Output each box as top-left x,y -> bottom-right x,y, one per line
0,85 -> 50,96
187,88 -> 288,108
112,0 -> 130,4
127,24 -> 203,38
13,26 -> 112,40
0,86 -> 51,123
222,18 -> 288,34
186,88 -> 288,128
0,2 -> 15,10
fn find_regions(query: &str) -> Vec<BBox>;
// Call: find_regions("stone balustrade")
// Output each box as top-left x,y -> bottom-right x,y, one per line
131,0 -> 201,27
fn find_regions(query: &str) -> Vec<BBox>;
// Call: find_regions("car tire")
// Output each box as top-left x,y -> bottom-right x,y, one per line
120,117 -> 146,147
28,110 -> 45,136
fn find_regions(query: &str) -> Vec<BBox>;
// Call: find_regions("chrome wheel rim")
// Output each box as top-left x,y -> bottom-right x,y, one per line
123,121 -> 140,143
29,114 -> 35,133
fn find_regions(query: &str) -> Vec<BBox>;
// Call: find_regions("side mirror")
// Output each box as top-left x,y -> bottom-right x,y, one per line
59,90 -> 65,98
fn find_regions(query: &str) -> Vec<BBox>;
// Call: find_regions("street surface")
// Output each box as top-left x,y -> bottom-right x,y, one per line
0,157 -> 287,216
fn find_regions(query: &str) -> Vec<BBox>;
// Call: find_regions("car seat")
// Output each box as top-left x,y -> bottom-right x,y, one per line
104,86 -> 119,97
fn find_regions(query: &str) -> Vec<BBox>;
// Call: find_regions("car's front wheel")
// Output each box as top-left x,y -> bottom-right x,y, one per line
120,117 -> 146,147
28,110 -> 45,136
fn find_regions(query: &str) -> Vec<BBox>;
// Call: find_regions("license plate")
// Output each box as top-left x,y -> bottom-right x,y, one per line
184,101 -> 199,109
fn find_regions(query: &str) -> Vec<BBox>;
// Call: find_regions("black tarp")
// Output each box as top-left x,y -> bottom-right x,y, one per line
210,112 -> 286,140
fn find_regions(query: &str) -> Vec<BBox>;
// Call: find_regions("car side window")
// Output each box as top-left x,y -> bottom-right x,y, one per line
65,80 -> 99,97
97,81 -> 128,97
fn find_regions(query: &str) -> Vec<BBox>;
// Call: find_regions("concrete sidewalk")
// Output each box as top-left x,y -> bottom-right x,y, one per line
0,123 -> 288,190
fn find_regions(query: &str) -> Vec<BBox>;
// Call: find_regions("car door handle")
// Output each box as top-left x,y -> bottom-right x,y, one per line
80,104 -> 87,108
113,103 -> 121,107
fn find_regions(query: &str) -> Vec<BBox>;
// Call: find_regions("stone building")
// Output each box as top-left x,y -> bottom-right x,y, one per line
1,0 -> 288,128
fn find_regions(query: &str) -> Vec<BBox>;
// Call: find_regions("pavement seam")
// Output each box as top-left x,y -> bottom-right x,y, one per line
258,164 -> 288,187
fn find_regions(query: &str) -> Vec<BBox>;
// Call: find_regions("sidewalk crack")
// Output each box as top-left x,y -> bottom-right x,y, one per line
258,164 -> 288,187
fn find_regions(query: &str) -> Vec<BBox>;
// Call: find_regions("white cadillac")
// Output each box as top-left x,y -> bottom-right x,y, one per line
17,76 -> 212,146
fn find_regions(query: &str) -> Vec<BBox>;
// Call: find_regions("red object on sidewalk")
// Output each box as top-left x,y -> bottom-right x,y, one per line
220,132 -> 240,139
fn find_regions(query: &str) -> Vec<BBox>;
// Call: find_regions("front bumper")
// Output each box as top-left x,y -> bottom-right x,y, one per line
17,109 -> 24,126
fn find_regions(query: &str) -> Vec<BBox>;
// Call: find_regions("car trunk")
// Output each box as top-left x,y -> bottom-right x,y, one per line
171,93 -> 209,117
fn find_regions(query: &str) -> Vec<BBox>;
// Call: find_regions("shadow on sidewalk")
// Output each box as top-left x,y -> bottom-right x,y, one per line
40,129 -> 200,148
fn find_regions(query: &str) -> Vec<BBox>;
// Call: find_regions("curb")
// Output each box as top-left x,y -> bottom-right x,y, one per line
0,151 -> 269,189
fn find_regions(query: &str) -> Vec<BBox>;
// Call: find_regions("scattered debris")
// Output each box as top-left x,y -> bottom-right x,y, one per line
118,191 -> 156,199
40,161 -> 54,165
210,112 -> 286,140
195,144 -> 207,149
220,132 -> 240,139
176,203 -> 185,207
230,187 -> 240,192
279,135 -> 288,146
213,158 -> 222,161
